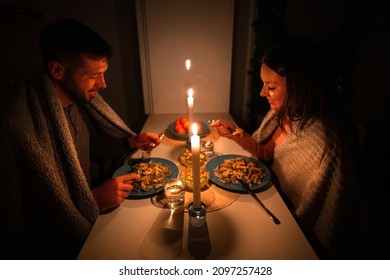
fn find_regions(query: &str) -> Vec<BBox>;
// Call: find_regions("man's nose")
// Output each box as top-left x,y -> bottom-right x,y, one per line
96,75 -> 107,89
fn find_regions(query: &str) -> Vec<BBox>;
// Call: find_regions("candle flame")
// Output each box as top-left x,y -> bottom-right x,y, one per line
187,88 -> 193,97
192,123 -> 198,135
185,59 -> 191,71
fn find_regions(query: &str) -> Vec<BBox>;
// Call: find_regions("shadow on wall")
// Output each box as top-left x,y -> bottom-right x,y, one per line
0,3 -> 45,104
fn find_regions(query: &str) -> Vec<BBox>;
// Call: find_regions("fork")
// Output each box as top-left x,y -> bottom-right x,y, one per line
207,119 -> 216,125
238,179 -> 281,225
142,132 -> 165,159
208,119 -> 235,134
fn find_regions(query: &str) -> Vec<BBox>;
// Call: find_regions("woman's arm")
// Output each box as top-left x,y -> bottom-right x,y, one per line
212,120 -> 275,162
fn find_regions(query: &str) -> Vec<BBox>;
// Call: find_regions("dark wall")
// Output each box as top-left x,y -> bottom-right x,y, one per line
0,0 -> 145,131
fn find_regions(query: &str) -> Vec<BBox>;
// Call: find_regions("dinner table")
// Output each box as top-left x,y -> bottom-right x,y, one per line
77,113 -> 318,260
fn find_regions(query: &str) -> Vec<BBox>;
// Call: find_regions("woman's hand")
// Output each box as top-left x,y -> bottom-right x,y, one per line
211,119 -> 239,138
91,173 -> 140,208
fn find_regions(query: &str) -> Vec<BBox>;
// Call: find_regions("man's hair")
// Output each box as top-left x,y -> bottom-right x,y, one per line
39,18 -> 113,64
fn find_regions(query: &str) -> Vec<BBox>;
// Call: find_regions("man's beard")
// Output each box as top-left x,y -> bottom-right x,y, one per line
60,75 -> 93,104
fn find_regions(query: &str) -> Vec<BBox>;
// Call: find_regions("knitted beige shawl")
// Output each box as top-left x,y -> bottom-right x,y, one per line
0,74 -> 135,258
253,110 -> 358,257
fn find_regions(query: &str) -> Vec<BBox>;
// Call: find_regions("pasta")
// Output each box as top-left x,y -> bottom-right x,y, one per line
213,157 -> 265,186
178,149 -> 207,168
130,161 -> 171,192
179,168 -> 210,189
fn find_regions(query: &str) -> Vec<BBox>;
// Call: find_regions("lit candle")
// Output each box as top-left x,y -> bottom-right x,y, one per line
185,59 -> 191,88
191,123 -> 201,209
185,59 -> 191,71
187,88 -> 194,133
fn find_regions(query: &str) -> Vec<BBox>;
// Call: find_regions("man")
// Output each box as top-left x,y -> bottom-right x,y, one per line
0,19 -> 161,259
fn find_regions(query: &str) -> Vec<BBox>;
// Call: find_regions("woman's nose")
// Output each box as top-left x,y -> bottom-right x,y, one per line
260,85 -> 267,97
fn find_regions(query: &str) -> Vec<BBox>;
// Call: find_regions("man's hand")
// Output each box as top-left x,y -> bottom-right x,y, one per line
91,173 -> 140,208
128,132 -> 163,151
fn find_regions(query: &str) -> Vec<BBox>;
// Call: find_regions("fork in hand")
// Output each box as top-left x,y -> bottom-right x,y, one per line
141,132 -> 165,159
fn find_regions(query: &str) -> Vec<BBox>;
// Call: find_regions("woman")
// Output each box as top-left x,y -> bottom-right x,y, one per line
212,37 -> 359,258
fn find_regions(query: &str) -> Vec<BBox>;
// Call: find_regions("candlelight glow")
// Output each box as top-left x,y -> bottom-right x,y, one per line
187,88 -> 193,97
192,123 -> 198,135
190,122 -> 201,209
185,59 -> 191,71
187,88 -> 194,136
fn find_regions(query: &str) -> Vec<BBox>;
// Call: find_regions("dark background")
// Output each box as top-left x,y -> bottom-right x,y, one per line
1,0 -> 389,259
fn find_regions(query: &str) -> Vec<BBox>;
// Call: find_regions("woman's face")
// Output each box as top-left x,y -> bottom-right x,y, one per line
260,63 -> 286,111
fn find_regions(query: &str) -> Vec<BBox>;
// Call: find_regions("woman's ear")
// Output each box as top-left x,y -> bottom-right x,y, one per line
47,61 -> 65,80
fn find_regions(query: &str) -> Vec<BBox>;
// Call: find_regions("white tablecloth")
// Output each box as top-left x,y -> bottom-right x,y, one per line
77,113 -> 318,260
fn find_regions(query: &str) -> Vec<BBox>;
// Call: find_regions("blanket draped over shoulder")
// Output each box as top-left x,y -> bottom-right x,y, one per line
252,110 -> 358,258
0,74 -> 135,259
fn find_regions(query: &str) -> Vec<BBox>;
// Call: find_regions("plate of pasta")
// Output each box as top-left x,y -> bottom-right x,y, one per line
112,157 -> 179,198
205,154 -> 271,193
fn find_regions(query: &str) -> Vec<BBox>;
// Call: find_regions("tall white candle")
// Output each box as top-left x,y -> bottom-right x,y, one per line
187,88 -> 194,134
191,123 -> 201,209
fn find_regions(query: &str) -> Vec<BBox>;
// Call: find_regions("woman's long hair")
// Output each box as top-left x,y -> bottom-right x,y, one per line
261,37 -> 347,161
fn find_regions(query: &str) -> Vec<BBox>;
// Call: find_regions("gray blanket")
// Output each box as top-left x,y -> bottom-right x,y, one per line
0,74 -> 135,259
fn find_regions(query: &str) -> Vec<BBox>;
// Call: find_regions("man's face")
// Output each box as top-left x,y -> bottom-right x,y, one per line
60,55 -> 109,104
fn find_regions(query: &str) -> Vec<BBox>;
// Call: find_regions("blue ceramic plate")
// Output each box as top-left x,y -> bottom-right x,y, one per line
112,157 -> 179,199
167,121 -> 210,140
205,154 -> 271,193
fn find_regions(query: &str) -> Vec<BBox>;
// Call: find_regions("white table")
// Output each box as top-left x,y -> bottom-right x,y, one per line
77,113 -> 318,260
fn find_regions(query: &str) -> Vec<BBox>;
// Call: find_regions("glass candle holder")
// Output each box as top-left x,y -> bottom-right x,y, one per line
188,202 -> 207,227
